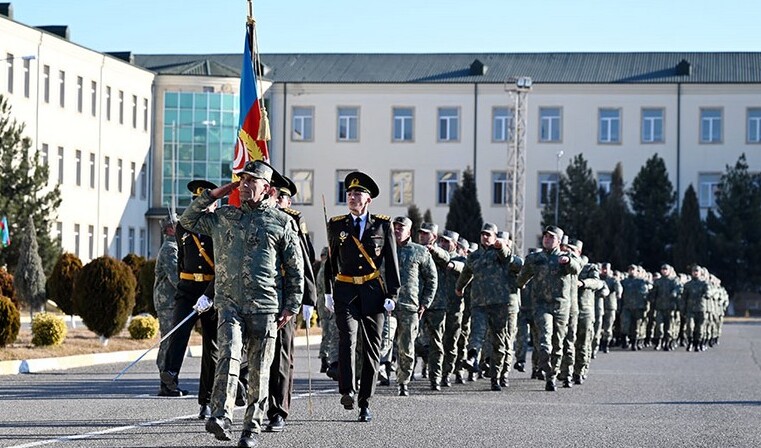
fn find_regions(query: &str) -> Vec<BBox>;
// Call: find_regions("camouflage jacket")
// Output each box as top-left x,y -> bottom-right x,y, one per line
602,275 -> 622,311
395,240 -> 438,312
179,190 -> 304,315
153,235 -> 178,311
577,262 -> 605,314
457,243 -> 520,307
651,275 -> 683,311
683,278 -> 708,313
428,245 -> 463,310
621,276 -> 650,311
516,246 -> 582,307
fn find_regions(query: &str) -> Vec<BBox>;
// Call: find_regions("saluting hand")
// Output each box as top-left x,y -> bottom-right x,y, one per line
210,181 -> 240,199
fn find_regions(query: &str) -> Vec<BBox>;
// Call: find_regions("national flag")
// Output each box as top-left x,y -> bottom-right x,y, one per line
229,25 -> 270,207
0,216 -> 10,248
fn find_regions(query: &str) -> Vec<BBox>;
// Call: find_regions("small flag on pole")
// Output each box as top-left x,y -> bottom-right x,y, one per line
0,216 -> 10,248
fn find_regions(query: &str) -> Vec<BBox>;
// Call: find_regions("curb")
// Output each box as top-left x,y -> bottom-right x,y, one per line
1,334 -> 321,375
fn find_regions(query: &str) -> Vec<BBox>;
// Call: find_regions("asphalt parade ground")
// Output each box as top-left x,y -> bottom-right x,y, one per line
1,320 -> 761,448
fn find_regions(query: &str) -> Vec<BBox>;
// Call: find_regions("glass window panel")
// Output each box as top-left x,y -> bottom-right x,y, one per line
222,94 -> 235,110
177,161 -> 192,177
222,112 -> 235,127
165,92 -> 179,108
209,93 -> 221,109
178,127 -> 193,143
193,162 -> 206,178
179,110 -> 193,126
221,163 -> 232,179
179,92 -> 194,108
193,145 -> 206,160
164,109 -> 179,125
208,145 -> 221,161
193,93 -> 208,109
207,164 -> 222,179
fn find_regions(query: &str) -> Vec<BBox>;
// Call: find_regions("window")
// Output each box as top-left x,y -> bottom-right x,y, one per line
699,173 -> 721,208
105,86 -> 111,121
128,228 -> 135,254
41,143 -> 48,167
492,171 -> 510,205
55,222 -> 62,245
290,170 -> 313,205
337,107 -> 359,141
104,156 -> 110,191
700,108 -> 722,143
77,76 -> 83,113
143,98 -> 149,131
538,172 -> 559,206
74,224 -> 80,257
132,95 -> 137,128
57,147 -> 64,184
139,163 -> 147,199
58,70 -> 65,108
747,108 -> 761,143
438,107 -> 459,142
642,108 -> 664,143
599,108 -> 621,143
139,228 -> 146,256
102,227 -> 109,256
89,153 -> 95,188
437,171 -> 459,205
118,159 -> 123,192
118,90 -> 124,124
91,81 -> 97,116
130,162 -> 136,197
336,169 -> 357,205
75,150 -> 82,186
292,106 -> 314,141
88,225 -> 94,259
5,53 -> 13,93
493,107 -> 514,142
540,107 -> 562,142
43,65 -> 50,103
114,227 -> 122,258
393,107 -> 414,142
597,172 -> 612,201
391,170 -> 413,205
23,57 -> 31,98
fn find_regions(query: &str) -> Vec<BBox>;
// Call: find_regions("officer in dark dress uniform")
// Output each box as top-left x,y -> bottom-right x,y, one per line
265,174 -> 318,432
324,171 -> 400,423
160,180 -> 221,419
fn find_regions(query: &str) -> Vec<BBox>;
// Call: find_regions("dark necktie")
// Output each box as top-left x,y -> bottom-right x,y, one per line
354,217 -> 361,238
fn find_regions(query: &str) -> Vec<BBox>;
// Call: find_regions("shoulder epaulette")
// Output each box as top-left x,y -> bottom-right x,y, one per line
373,214 -> 390,221
330,215 -> 346,222
283,207 -> 301,217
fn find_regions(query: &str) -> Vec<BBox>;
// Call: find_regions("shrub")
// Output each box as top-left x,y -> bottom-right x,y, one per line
0,267 -> 18,309
138,260 -> 157,316
73,257 -> 136,339
14,217 -> 47,313
122,254 -> 147,315
46,253 -> 82,316
0,295 -> 20,347
31,312 -> 67,346
128,314 -> 159,340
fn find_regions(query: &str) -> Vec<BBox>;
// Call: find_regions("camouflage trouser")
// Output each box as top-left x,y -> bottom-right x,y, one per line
155,306 -> 175,373
498,305 -> 519,378
559,298 -> 579,380
515,309 -> 532,364
654,309 -> 677,341
379,313 -> 398,364
454,294 -> 472,372
685,311 -> 706,342
600,309 -> 617,345
210,307 -> 277,434
592,297 -> 604,352
534,301 -> 570,381
424,309 -> 446,384
573,312 -> 594,379
441,300 -> 465,380
646,307 -> 657,341
717,314 -> 725,339
317,294 -> 338,363
414,320 -> 430,367
621,308 -> 646,342
468,303 -> 510,379
395,310 -> 419,385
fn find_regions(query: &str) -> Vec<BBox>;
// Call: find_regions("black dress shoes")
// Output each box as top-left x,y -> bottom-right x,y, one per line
206,417 -> 232,441
198,405 -> 211,420
341,393 -> 355,410
399,384 -> 409,396
237,429 -> 258,448
265,414 -> 286,432
358,407 -> 372,422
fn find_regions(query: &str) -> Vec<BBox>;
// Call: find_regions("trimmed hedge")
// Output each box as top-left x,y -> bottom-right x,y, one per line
128,314 -> 159,340
0,295 -> 20,347
46,253 -> 83,316
31,312 -> 67,346
73,257 -> 136,339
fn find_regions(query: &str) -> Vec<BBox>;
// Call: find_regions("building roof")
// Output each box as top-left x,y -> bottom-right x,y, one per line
134,52 -> 761,84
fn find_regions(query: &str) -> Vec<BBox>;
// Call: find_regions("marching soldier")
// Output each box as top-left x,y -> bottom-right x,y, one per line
620,265 -> 651,351
153,215 -> 179,396
598,263 -> 622,353
569,242 -> 606,385
323,171 -> 400,423
182,160 -> 304,448
652,264 -> 683,351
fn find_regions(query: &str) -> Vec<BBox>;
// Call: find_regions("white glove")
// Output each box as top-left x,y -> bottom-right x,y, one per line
302,305 -> 314,328
325,294 -> 335,313
383,298 -> 396,313
193,294 -> 213,313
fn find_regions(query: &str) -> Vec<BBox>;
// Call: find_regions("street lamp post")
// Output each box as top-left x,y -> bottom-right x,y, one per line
554,150 -> 564,226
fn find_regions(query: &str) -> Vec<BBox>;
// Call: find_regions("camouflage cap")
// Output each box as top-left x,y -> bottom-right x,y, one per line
418,222 -> 439,235
480,222 -> 498,235
566,238 -> 583,252
239,160 -> 274,183
393,216 -> 412,228
457,237 -> 469,250
496,230 -> 510,240
469,242 -> 479,253
543,225 -> 564,240
440,229 -> 459,242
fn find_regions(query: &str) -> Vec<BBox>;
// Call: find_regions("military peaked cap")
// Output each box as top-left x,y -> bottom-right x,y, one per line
344,171 -> 380,198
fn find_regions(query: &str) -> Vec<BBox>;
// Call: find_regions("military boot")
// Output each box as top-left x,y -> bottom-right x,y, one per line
378,362 -> 390,386
514,361 -> 526,372
467,371 -> 476,382
490,377 -> 502,391
572,374 -> 583,385
237,429 -> 257,448
653,338 -> 660,350
454,372 -> 464,384
499,374 -> 509,388
686,339 -> 693,352
320,357 -> 329,373
545,379 -> 557,391
601,339 -> 609,354
562,377 -> 573,388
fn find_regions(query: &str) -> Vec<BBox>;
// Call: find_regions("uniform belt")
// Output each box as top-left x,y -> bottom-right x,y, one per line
180,272 -> 214,282
335,270 -> 380,285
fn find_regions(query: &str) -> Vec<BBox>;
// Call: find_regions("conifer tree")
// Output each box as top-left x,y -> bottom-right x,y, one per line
445,167 -> 483,243
13,217 -> 47,318
406,203 -> 423,242
672,185 -> 707,273
592,163 -> 637,270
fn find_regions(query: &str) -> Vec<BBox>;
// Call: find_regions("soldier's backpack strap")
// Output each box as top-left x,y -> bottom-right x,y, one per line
191,234 -> 215,269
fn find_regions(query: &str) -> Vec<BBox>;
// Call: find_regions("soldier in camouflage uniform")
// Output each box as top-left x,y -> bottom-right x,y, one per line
651,264 -> 683,351
388,217 -> 437,396
598,263 -> 622,353
153,216 -> 179,395
452,237 -> 473,383
683,265 -> 709,352
493,231 -> 523,388
181,160 -> 304,448
517,225 -> 581,392
456,223 -> 520,392
620,266 -> 652,351
558,236 -> 581,388
711,275 -> 729,346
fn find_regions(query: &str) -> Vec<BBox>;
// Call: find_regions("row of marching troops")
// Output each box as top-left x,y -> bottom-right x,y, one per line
315,222 -> 728,394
